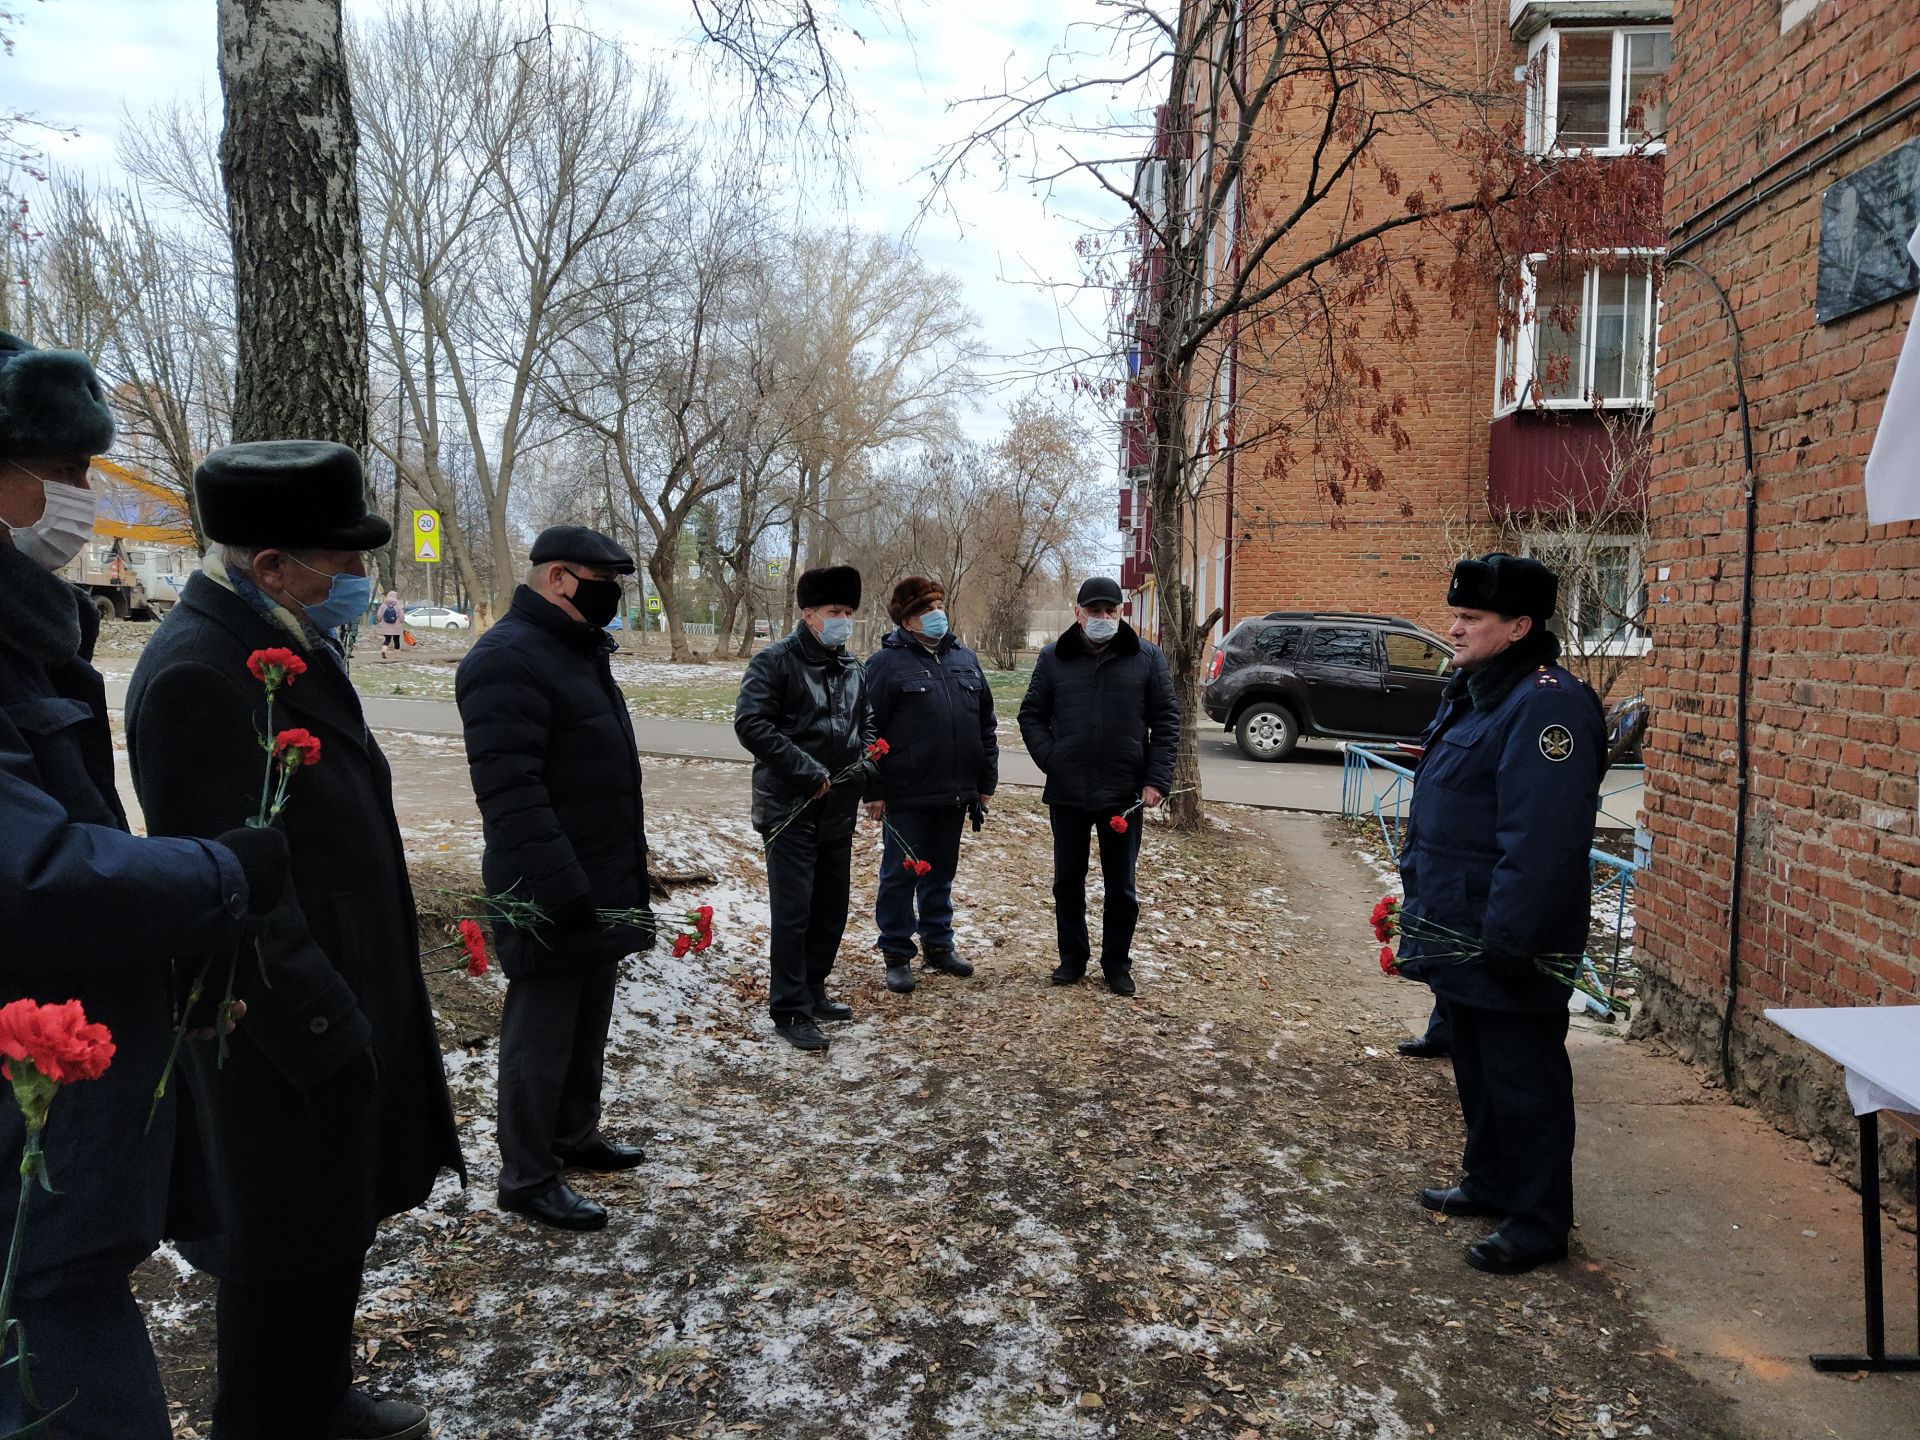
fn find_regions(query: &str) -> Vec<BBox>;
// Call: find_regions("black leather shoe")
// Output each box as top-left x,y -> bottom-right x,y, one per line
811,995 -> 854,1023
883,962 -> 917,993
1418,1185 -> 1502,1218
774,1015 -> 831,1051
1050,963 -> 1086,986
499,1181 -> 608,1232
556,1138 -> 647,1171
328,1388 -> 428,1440
1103,969 -> 1137,997
924,947 -> 973,978
1465,1231 -> 1567,1275
1398,1036 -> 1451,1058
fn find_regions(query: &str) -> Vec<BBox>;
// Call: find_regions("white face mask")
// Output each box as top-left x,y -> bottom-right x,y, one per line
1083,616 -> 1119,643
2,477 -> 96,573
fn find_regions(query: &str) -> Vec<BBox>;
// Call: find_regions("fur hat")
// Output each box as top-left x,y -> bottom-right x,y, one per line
195,440 -> 392,550
0,331 -> 116,460
888,575 -> 945,625
796,564 -> 861,610
1447,552 -> 1558,623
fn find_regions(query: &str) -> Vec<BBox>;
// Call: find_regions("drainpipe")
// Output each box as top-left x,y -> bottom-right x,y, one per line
1668,257 -> 1757,1090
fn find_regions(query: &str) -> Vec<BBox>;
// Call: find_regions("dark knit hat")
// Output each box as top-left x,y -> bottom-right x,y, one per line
195,440 -> 392,550
796,564 -> 861,610
1076,575 -> 1123,606
0,331 -> 116,459
1447,552 -> 1558,623
888,575 -> 945,625
529,524 -> 635,574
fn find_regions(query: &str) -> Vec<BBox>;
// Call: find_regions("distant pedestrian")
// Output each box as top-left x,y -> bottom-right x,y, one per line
1399,553 -> 1604,1276
457,526 -> 655,1234
1017,576 -> 1178,996
375,589 -> 404,660
734,565 -> 876,1051
863,576 -> 998,993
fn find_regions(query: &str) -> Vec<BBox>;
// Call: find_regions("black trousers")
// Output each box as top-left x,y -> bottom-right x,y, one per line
1420,1000 -> 1451,1049
1048,805 -> 1144,974
497,960 -> 620,1199
1447,1001 -> 1575,1253
765,813 -> 855,1020
210,1261 -> 362,1439
0,1276 -> 169,1439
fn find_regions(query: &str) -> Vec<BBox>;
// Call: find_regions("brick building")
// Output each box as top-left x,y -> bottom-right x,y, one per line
1119,0 -> 1669,705
1638,0 -> 1920,1160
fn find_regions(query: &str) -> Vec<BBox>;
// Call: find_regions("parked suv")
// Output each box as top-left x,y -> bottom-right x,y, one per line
1202,612 -> 1454,760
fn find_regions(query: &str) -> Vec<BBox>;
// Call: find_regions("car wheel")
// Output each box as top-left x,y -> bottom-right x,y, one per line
1234,702 -> 1298,761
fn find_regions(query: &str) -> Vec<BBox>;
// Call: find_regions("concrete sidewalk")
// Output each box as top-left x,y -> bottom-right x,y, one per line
1267,811 -> 1919,1440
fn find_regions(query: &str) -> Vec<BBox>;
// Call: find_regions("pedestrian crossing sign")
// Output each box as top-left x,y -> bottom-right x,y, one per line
412,509 -> 441,564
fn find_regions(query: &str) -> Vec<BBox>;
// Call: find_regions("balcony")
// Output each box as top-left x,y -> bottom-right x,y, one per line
1510,1 -> 1670,42
1486,410 -> 1646,517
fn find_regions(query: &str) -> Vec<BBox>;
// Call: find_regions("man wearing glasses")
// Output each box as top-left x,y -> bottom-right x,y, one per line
457,525 -> 654,1233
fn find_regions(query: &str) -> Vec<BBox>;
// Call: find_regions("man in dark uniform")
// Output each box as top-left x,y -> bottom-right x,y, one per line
862,575 -> 998,993
1397,553 -> 1605,1275
128,441 -> 463,1439
1017,576 -> 1178,996
0,334 -> 289,1438
734,565 -> 875,1052
457,526 -> 654,1233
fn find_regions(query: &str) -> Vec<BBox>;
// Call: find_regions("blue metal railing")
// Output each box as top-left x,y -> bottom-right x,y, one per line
1341,742 -> 1641,1019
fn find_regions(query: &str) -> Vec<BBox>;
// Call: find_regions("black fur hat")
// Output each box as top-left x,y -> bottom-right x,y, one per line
195,440 -> 392,550
0,331 -> 116,459
1447,552 -> 1558,623
796,564 -> 861,610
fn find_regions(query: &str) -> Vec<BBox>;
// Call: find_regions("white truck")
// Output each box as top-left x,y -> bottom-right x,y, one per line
58,458 -> 198,622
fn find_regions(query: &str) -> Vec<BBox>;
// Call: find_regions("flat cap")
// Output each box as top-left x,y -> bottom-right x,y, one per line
195,440 -> 391,550
1076,575 -> 1123,606
1447,552 -> 1558,623
529,524 -> 635,574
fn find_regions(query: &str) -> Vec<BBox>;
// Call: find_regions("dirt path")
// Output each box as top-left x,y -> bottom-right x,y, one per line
138,797 -> 1748,1439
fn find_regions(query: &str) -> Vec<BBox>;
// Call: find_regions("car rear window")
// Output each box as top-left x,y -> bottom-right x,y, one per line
1306,627 -> 1375,668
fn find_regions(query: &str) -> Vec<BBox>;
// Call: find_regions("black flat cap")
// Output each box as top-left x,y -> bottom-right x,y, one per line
796,564 -> 861,610
195,440 -> 391,550
1447,552 -> 1558,622
529,524 -> 635,574
1076,576 -> 1123,606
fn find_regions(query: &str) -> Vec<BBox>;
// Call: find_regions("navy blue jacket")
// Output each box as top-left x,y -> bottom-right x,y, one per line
457,586 -> 652,979
862,628 -> 998,810
1396,639 -> 1605,1014
0,548 -> 248,1298
1017,621 -> 1178,812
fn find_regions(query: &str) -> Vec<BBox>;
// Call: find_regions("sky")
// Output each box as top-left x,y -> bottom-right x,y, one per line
4,0 -> 1138,445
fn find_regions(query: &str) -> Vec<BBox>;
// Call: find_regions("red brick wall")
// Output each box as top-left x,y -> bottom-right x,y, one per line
1641,0 -> 1920,1148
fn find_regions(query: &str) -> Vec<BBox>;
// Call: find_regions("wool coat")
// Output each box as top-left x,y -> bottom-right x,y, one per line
125,572 -> 463,1278
1017,621 -> 1179,813
455,586 -> 652,979
862,628 -> 998,811
0,547 -> 248,1298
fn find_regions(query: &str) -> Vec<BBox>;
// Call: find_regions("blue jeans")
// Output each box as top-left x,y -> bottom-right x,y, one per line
875,805 -> 965,959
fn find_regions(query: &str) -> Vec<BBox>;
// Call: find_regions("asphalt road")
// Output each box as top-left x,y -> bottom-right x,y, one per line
104,680 -> 1642,826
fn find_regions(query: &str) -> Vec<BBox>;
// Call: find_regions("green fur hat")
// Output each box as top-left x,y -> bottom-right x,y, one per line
0,330 -> 117,460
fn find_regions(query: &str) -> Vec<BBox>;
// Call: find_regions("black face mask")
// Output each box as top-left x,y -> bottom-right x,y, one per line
566,574 -> 622,628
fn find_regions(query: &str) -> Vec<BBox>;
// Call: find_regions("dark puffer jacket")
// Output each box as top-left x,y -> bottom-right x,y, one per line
734,624 -> 876,836
1017,620 -> 1179,812
456,586 -> 653,979
862,628 -> 998,810
1395,636 -> 1606,1014
0,547 -> 249,1299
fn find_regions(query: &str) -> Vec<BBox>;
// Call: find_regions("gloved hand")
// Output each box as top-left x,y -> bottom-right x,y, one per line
968,799 -> 987,832
552,894 -> 599,933
216,825 -> 291,915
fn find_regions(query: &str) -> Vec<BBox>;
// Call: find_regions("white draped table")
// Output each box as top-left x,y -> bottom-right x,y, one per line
1767,1005 -> 1920,1373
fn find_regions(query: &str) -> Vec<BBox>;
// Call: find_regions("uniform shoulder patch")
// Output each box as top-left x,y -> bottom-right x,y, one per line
1538,724 -> 1574,762
1533,670 -> 1560,687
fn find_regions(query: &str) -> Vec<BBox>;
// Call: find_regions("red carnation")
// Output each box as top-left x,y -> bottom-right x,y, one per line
672,933 -> 693,958
1108,816 -> 1128,833
694,905 -> 714,934
690,931 -> 713,954
273,728 -> 323,768
866,738 -> 891,759
914,859 -> 932,876
247,647 -> 307,687
458,919 -> 490,977
0,998 -> 116,1088
1379,945 -> 1398,975
901,859 -> 916,874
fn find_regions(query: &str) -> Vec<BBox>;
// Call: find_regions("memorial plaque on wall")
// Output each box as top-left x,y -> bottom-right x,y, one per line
1817,139 -> 1920,325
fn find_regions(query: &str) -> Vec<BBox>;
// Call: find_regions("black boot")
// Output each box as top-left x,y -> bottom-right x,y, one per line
1398,1035 -> 1450,1059
1050,962 -> 1086,986
810,987 -> 854,1023
328,1388 -> 429,1440
499,1180 -> 609,1232
883,960 -> 918,993
774,1014 -> 831,1051
1103,967 -> 1137,997
556,1138 -> 647,1171
924,946 -> 973,978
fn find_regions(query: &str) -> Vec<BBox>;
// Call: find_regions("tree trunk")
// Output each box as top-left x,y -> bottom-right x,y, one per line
1148,386 -> 1205,832
218,0 -> 369,458
648,547 -> 693,663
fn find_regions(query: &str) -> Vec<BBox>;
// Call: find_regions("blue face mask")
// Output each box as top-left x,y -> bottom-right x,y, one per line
918,610 -> 949,640
290,556 -> 376,633
818,615 -> 855,648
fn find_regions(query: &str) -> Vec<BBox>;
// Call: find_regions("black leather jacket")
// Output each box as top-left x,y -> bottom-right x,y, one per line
734,624 -> 877,833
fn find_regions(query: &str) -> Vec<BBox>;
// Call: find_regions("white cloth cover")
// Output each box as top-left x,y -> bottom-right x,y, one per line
1863,225 -> 1920,525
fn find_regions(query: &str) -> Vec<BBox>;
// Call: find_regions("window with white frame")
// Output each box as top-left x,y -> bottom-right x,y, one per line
1497,255 -> 1657,412
1525,25 -> 1671,154
1523,534 -> 1648,652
